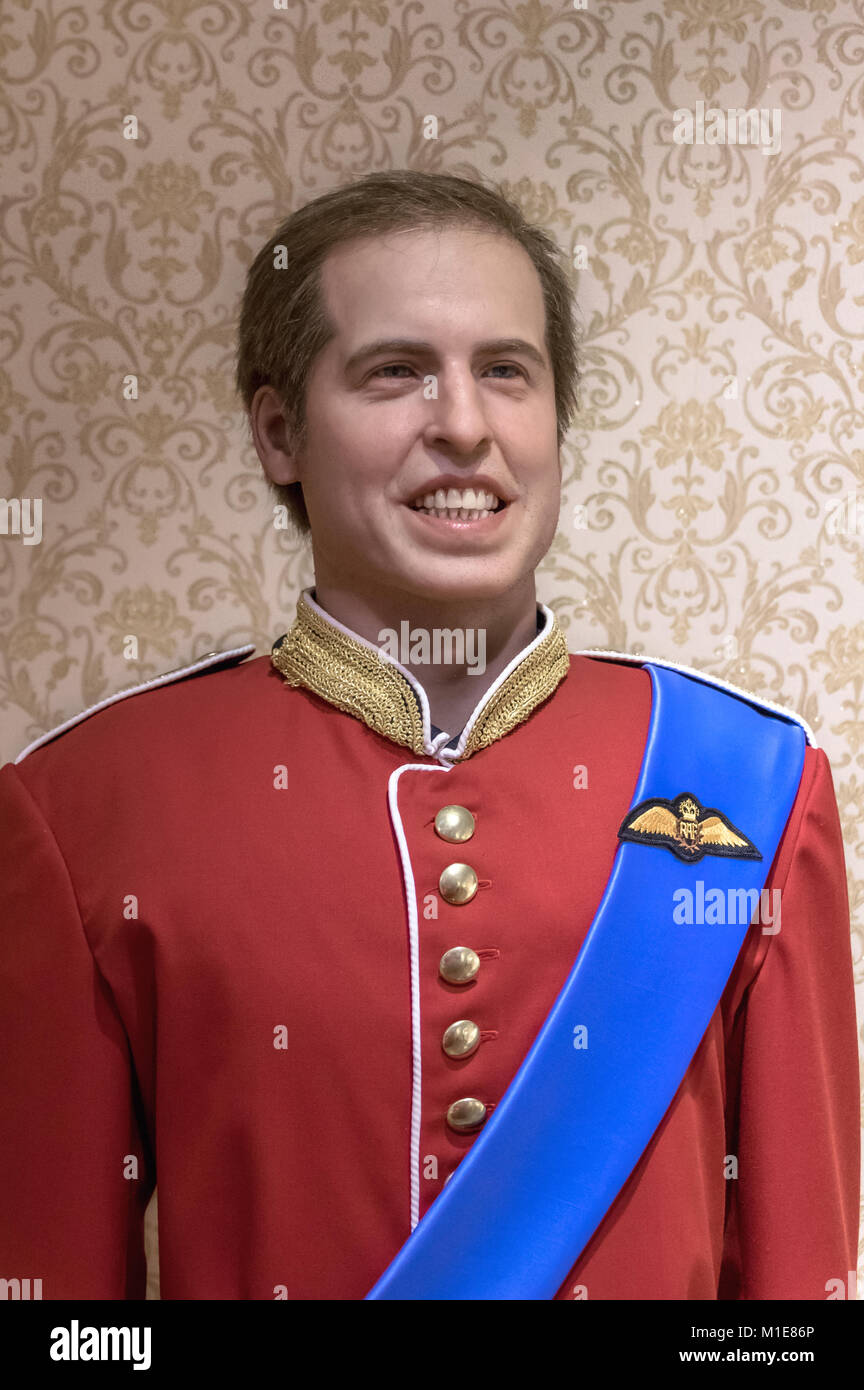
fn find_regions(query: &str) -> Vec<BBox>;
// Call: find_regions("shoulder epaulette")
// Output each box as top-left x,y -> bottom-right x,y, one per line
14,643 -> 257,764
573,647 -> 818,748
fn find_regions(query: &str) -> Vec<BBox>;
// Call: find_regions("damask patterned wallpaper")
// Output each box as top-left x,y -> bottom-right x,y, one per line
1,0 -> 861,1297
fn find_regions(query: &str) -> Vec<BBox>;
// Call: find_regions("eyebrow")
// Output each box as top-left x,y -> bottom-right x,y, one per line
344,336 -> 549,373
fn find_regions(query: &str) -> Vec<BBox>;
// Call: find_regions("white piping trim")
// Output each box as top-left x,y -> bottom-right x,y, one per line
387,760 -> 452,1232
572,647 -> 818,748
14,643 -> 257,763
443,602 -> 557,763
428,729 -> 454,764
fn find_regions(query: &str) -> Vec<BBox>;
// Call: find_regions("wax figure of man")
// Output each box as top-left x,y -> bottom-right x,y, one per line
0,171 -> 859,1301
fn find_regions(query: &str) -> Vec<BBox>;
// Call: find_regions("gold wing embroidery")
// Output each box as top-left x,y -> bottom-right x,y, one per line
698,814 -> 748,847
627,805 -> 679,836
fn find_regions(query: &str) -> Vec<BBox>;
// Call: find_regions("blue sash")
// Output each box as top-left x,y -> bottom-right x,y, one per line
366,662 -> 806,1299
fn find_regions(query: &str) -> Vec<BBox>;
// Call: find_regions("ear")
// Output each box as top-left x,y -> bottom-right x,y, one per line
249,385 -> 303,487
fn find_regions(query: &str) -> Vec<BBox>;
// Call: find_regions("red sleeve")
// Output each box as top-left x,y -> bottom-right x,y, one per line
719,746 -> 860,1299
0,762 -> 152,1298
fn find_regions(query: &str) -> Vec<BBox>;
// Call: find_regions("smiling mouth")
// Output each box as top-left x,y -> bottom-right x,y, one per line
408,487 -> 507,521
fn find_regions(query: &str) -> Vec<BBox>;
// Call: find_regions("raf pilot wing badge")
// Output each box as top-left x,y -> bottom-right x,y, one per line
617,791 -> 762,864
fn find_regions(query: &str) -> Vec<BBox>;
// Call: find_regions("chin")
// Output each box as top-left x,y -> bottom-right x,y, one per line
395,560 -> 529,605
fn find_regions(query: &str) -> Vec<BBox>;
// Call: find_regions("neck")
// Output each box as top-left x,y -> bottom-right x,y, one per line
310,576 -> 540,736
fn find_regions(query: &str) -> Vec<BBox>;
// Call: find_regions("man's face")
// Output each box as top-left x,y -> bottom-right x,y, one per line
263,225 -> 562,605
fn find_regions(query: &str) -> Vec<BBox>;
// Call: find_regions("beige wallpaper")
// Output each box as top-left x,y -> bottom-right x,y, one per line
0,0 -> 861,1299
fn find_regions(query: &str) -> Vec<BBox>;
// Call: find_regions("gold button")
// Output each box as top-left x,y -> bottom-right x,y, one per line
442,1020 -> 481,1059
434,805 -> 475,843
439,946 -> 480,985
439,862 -> 478,905
446,1097 -> 488,1132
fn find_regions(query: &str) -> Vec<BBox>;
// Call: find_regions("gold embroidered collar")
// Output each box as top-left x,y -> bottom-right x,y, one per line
270,588 -> 570,761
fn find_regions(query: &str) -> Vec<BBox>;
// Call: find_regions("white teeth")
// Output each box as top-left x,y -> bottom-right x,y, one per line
411,486 -> 504,516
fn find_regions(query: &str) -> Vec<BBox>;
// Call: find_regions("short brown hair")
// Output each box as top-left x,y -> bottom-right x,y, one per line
235,169 -> 581,536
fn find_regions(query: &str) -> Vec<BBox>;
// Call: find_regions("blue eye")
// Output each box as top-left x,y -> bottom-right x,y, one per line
486,364 -> 524,378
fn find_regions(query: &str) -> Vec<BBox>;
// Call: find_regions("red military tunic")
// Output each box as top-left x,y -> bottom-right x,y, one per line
0,590 -> 858,1299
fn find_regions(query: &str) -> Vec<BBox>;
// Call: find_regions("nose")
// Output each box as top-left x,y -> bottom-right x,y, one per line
422,364 -> 492,458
